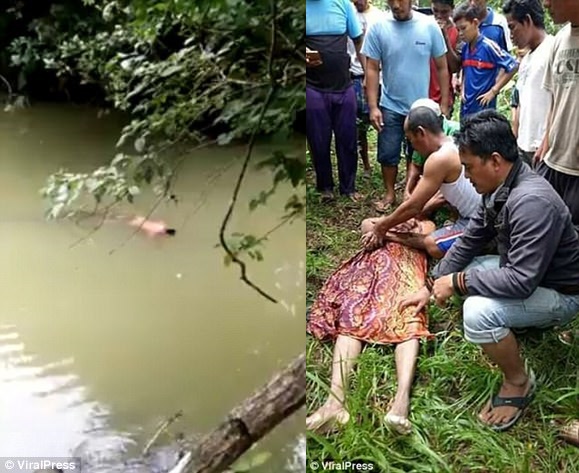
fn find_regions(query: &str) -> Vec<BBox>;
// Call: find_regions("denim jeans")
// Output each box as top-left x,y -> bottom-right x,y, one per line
377,107 -> 412,167
461,256 -> 579,344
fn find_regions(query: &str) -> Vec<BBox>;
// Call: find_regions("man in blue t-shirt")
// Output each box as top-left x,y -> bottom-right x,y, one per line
306,0 -> 364,202
362,0 -> 449,212
453,2 -> 517,120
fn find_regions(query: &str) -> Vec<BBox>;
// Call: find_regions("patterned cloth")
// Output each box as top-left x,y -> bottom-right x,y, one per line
307,243 -> 432,344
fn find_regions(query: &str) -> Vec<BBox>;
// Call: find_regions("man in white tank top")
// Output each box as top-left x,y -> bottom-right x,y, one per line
362,105 -> 480,258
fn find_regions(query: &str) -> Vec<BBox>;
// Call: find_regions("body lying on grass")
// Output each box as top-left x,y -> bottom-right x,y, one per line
400,110 -> 579,431
307,219 -> 436,435
362,105 -> 480,259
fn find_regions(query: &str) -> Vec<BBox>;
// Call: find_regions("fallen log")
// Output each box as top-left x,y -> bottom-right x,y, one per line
172,352 -> 305,473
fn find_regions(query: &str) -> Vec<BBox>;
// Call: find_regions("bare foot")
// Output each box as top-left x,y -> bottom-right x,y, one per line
306,401 -> 350,432
478,375 -> 534,429
385,398 -> 411,435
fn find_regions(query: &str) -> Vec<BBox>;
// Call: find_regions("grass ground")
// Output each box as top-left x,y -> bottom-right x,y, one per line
306,129 -> 579,473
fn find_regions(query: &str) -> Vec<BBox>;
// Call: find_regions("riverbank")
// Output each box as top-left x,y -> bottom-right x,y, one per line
306,130 -> 579,472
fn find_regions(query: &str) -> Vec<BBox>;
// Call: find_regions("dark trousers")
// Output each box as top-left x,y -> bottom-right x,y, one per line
306,85 -> 357,195
537,160 -> 579,227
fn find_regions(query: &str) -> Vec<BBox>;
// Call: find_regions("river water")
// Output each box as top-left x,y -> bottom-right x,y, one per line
0,104 -> 305,472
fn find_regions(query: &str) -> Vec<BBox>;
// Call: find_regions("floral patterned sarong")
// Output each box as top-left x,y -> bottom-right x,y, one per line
307,243 -> 432,344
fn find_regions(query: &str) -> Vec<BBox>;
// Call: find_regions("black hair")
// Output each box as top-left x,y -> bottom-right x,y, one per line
165,228 -> 176,236
502,0 -> 545,29
453,1 -> 480,22
432,0 -> 455,8
406,106 -> 444,134
454,110 -> 518,162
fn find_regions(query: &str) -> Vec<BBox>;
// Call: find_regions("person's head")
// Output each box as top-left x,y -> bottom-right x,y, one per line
354,0 -> 370,13
432,0 -> 455,24
503,0 -> 545,49
543,0 -> 578,25
453,2 -> 481,43
469,0 -> 488,18
388,0 -> 414,21
404,106 -> 445,158
454,110 -> 519,194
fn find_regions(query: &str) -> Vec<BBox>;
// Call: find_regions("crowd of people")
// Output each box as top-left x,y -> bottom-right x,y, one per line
306,0 -> 579,447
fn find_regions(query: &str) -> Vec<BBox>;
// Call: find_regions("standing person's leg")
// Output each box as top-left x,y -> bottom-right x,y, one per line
353,76 -> 371,175
376,108 -> 405,212
384,338 -> 419,434
332,85 -> 359,197
306,335 -> 363,431
461,279 -> 579,430
536,162 -> 579,227
359,121 -> 371,175
306,86 -> 335,198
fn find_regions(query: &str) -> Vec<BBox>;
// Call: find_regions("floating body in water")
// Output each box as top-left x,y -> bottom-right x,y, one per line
127,216 -> 176,237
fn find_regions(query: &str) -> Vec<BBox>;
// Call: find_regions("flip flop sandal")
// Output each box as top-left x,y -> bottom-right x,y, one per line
487,371 -> 537,432
320,191 -> 335,203
560,420 -> 579,447
558,330 -> 577,346
374,200 -> 395,214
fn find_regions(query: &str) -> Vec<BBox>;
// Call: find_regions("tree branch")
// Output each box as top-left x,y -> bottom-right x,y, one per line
218,0 -> 279,304
174,352 -> 305,473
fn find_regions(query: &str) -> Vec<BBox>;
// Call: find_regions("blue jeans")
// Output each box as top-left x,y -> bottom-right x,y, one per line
461,256 -> 579,344
377,107 -> 412,167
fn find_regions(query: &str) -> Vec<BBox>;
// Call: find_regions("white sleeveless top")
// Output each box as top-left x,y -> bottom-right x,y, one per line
438,142 -> 481,219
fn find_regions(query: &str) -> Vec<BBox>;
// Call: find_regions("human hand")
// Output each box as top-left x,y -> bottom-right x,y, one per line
391,218 -> 417,233
477,88 -> 497,106
369,107 -> 384,132
398,286 -> 432,315
432,274 -> 455,306
361,230 -> 382,251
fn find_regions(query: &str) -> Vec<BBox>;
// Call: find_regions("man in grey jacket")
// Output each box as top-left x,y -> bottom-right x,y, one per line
400,110 -> 579,431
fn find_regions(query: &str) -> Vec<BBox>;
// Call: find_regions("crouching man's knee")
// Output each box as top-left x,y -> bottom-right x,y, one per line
462,296 -> 510,344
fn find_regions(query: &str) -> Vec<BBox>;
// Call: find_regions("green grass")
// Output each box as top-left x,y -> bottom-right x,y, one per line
306,130 -> 579,472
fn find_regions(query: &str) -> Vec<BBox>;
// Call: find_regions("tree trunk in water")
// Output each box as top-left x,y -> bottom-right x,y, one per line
181,352 -> 305,473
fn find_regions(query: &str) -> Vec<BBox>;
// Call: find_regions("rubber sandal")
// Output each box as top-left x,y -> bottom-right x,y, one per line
485,371 -> 536,432
374,200 -> 395,214
560,420 -> 579,447
558,330 -> 577,346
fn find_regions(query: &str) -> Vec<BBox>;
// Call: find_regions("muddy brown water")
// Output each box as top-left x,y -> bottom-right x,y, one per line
0,104 -> 305,472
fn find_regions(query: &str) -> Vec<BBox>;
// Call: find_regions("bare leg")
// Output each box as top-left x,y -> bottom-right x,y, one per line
306,335 -> 363,431
385,232 -> 444,259
378,165 -> 397,208
359,126 -> 370,174
385,338 -> 419,434
478,332 -> 533,427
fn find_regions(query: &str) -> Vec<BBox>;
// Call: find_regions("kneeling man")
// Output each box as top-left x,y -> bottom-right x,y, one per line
401,110 -> 579,431
362,106 -> 480,258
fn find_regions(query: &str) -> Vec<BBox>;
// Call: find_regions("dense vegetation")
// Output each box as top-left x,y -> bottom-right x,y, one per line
0,0 -> 305,273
